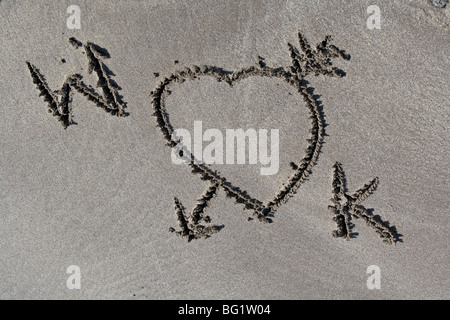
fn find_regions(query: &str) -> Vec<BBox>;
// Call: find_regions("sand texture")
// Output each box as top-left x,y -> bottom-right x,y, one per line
1,0 -> 449,299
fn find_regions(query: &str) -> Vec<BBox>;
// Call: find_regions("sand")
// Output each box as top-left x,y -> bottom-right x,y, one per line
1,0 -> 449,299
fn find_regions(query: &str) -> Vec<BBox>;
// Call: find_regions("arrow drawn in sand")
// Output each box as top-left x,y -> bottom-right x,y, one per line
153,31 -> 352,241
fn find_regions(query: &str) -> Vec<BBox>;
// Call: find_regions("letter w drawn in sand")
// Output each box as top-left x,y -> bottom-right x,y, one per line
26,38 -> 127,128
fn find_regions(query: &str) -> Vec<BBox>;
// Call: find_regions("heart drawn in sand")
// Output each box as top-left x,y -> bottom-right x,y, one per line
151,31 -> 351,241
152,64 -> 323,218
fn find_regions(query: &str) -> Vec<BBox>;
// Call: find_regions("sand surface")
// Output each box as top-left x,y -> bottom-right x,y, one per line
1,0 -> 449,299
